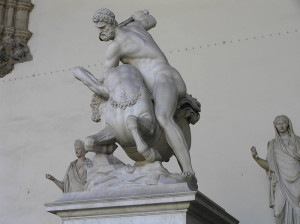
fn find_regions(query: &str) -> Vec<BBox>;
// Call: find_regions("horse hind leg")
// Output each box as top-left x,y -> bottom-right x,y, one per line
126,115 -> 161,162
85,125 -> 117,154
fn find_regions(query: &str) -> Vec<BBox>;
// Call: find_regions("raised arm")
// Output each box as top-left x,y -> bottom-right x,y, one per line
46,174 -> 64,192
250,146 -> 269,172
131,10 -> 157,31
73,67 -> 109,99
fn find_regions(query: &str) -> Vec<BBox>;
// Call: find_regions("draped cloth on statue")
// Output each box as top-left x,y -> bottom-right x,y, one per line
266,133 -> 300,224
63,158 -> 92,193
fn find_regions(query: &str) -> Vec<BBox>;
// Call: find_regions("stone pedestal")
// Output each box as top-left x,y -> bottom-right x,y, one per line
45,183 -> 239,224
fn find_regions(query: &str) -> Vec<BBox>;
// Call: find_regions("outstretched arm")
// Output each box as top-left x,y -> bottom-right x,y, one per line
73,67 -> 109,99
131,10 -> 156,31
46,174 -> 64,192
250,146 -> 269,171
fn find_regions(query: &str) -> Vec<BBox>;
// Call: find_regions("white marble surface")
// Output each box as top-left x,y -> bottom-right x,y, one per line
84,153 -> 197,191
62,213 -> 187,224
45,183 -> 238,224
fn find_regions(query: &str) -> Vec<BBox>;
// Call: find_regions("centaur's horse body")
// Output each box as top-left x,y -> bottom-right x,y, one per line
74,65 -> 200,167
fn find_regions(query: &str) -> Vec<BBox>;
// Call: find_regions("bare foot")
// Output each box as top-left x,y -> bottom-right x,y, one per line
182,171 -> 198,191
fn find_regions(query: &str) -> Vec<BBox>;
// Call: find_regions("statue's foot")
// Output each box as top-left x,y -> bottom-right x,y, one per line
182,171 -> 198,191
142,148 -> 162,163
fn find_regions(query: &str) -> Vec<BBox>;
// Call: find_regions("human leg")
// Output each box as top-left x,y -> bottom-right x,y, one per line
153,80 -> 195,175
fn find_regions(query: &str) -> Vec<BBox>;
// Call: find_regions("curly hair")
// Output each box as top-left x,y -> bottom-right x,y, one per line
93,8 -> 118,26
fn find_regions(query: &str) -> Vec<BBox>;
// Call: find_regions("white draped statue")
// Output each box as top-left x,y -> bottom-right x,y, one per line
251,115 -> 300,224
46,140 -> 92,193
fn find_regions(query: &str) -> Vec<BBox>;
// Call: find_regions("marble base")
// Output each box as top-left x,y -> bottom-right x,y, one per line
45,183 -> 239,224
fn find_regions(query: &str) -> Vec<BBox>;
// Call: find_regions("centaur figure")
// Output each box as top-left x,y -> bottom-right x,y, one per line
92,8 -> 197,178
73,65 -> 200,183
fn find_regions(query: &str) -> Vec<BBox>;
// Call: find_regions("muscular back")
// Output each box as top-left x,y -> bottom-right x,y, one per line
106,23 -> 168,72
121,24 -> 168,63
105,21 -> 186,96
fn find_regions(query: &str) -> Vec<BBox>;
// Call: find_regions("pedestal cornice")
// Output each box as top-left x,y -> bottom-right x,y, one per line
45,183 -> 239,224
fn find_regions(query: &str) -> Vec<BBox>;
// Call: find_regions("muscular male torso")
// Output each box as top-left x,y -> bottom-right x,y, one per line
107,23 -> 186,96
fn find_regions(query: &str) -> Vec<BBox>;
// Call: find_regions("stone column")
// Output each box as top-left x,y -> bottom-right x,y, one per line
5,0 -> 16,27
0,0 -> 6,39
14,0 -> 34,42
0,0 -> 5,25
4,0 -> 16,40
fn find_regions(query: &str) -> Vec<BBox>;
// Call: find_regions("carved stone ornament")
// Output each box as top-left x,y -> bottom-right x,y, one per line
0,0 -> 34,78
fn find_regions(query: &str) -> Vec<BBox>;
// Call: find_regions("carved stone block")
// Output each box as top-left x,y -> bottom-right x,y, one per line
45,183 -> 239,224
0,0 -> 33,78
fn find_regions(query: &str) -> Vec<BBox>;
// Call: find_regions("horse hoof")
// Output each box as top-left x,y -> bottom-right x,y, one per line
84,136 -> 96,149
142,148 -> 162,163
142,148 -> 155,162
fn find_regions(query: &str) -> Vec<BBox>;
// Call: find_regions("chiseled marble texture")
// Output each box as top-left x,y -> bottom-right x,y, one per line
85,153 -> 197,191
